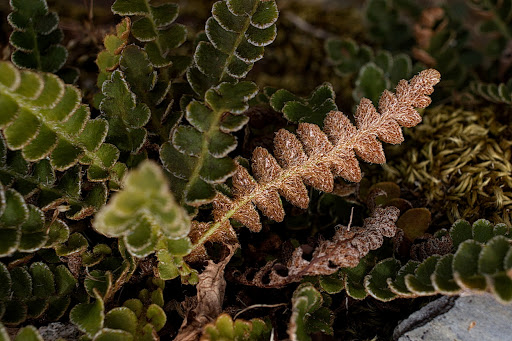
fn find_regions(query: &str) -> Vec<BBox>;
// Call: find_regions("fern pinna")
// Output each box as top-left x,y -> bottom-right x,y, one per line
187,69 -> 441,262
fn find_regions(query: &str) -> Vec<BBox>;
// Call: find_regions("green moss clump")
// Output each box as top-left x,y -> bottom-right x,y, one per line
384,106 -> 512,225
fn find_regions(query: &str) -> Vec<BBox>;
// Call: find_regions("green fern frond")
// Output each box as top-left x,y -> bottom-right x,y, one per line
8,0 -> 68,74
99,70 -> 151,153
161,0 -> 279,205
288,283 -> 334,341
0,261 -> 76,325
269,83 -> 337,127
70,280 -> 167,339
470,79 -> 512,104
105,6 -> 190,140
341,219 -> 512,304
0,184 -> 70,256
112,0 -> 187,68
187,0 -> 278,96
94,18 -> 131,107
105,2 -> 190,136
100,42 -> 186,142
93,161 -> 196,283
1,137 -> 108,220
325,38 -> 416,103
0,62 -> 121,184
96,1 -> 191,141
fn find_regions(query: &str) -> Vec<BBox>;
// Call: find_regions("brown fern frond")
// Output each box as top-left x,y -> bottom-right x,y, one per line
186,69 -> 440,262
224,69 -> 438,228
230,206 -> 400,288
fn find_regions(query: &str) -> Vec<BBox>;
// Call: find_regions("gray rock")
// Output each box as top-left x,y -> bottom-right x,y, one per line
394,294 -> 512,341
38,322 -> 82,341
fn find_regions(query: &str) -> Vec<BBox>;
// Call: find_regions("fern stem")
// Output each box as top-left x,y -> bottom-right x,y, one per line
186,110 -> 224,196
29,26 -> 42,70
141,0 -> 165,56
147,95 -> 169,143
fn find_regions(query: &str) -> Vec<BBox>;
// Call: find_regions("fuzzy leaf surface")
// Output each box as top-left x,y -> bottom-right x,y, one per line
94,161 -> 193,281
8,0 -> 68,73
0,62 -> 120,178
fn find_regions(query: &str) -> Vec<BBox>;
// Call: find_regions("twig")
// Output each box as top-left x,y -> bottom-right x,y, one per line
233,303 -> 288,320
347,206 -> 354,231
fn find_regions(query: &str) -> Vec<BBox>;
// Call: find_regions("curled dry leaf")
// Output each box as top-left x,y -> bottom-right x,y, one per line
231,205 -> 400,288
175,246 -> 236,341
